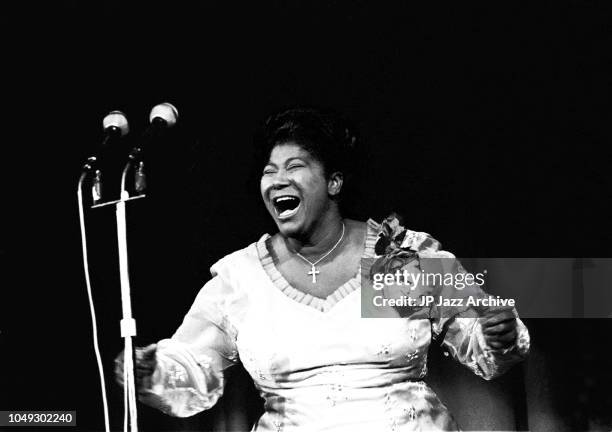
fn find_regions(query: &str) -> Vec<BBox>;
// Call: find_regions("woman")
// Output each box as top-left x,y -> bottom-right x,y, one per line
116,108 -> 530,431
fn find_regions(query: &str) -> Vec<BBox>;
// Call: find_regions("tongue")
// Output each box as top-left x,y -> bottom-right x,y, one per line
276,198 -> 299,216
280,208 -> 294,217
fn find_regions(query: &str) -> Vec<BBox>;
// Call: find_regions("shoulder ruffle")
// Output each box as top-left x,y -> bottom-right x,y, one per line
209,239 -> 263,280
374,213 -> 453,257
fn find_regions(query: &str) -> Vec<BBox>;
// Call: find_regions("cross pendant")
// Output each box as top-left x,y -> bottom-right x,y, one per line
308,265 -> 320,283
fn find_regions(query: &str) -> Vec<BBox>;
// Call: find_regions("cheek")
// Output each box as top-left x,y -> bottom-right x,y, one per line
300,175 -> 328,201
260,178 -> 269,201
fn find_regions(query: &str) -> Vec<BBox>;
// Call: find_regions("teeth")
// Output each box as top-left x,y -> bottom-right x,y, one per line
275,201 -> 300,219
272,195 -> 300,220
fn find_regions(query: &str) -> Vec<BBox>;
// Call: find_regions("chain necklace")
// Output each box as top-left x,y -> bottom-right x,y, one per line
294,222 -> 345,283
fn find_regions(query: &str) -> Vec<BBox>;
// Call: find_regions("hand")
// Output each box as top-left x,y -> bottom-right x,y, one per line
480,307 -> 518,350
114,344 -> 157,389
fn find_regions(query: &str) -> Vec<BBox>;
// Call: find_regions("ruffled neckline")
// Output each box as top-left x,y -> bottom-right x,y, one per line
256,219 -> 381,313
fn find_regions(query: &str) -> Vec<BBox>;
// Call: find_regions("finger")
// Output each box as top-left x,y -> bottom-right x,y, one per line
135,344 -> 157,362
485,330 -> 517,347
142,344 -> 157,355
135,374 -> 153,391
135,360 -> 155,373
135,362 -> 155,372
114,363 -> 125,385
135,357 -> 156,375
114,351 -> 125,373
474,304 -> 514,316
483,305 -> 514,315
483,321 -> 516,335
486,339 -> 510,349
486,336 -> 515,349
498,330 -> 517,343
135,354 -> 155,365
482,312 -> 515,328
135,368 -> 154,380
486,329 -> 517,343
115,365 -> 125,382
483,309 -> 515,322
115,375 -> 125,386
136,358 -> 157,370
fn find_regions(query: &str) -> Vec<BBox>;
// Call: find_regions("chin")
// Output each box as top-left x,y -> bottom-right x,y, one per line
276,220 -> 300,237
274,217 -> 307,239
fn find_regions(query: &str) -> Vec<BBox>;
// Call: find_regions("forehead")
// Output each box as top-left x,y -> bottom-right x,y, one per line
267,142 -> 314,164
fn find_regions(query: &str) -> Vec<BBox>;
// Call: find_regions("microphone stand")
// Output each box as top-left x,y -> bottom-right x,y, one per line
120,148 -> 141,194
116,152 -> 145,432
78,155 -> 146,432
79,109 -> 167,432
77,159 -> 111,432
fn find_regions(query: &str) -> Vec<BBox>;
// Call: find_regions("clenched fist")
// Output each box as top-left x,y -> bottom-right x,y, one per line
480,307 -> 518,350
114,344 -> 157,390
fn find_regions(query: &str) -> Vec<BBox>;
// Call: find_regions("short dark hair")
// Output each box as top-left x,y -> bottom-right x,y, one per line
255,107 -> 359,183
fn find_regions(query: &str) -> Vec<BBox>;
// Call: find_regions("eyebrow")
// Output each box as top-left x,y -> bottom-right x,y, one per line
265,156 -> 308,166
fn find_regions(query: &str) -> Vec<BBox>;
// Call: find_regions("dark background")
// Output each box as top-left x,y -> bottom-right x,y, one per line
2,1 -> 611,431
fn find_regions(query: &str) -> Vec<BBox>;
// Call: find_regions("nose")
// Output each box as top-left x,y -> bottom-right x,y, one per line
271,169 -> 290,189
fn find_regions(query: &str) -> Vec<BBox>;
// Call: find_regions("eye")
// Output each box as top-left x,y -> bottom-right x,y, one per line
262,167 -> 277,175
287,163 -> 305,171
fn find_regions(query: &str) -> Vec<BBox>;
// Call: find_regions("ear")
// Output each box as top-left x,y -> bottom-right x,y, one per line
327,171 -> 344,197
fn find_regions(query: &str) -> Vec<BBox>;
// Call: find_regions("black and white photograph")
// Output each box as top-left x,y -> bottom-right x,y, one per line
2,2 -> 612,431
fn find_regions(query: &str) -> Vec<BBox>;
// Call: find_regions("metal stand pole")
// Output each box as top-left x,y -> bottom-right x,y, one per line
116,188 -> 139,432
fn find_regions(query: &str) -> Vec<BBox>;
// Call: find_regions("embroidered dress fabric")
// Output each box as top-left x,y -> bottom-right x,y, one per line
139,220 -> 530,431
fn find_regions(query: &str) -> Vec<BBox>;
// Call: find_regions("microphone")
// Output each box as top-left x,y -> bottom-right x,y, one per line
102,110 -> 130,147
149,102 -> 179,129
89,111 -> 130,203
137,102 -> 179,146
130,103 -> 179,193
83,110 -> 130,171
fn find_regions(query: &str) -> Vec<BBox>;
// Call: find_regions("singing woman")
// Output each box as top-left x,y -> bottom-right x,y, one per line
115,107 -> 529,431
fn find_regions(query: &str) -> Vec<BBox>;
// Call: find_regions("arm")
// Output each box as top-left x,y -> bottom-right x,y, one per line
436,313 -> 530,380
373,217 -> 530,380
137,275 -> 240,417
426,254 -> 530,380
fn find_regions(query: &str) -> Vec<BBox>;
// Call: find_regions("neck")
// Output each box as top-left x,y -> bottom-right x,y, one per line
285,209 -> 344,258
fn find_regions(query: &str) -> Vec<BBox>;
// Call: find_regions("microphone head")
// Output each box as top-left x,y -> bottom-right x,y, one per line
102,110 -> 129,136
149,102 -> 179,127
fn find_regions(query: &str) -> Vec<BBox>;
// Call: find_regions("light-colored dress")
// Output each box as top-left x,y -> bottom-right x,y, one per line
139,219 -> 530,431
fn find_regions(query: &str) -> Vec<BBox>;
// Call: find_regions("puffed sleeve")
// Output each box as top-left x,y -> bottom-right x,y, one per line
421,247 -> 530,381
138,271 -> 241,417
435,310 -> 530,380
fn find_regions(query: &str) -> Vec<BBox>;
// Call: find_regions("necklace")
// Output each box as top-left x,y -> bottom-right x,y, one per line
294,222 -> 345,283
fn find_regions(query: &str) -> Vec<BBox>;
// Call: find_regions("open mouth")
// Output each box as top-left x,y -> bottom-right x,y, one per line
272,195 -> 301,219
